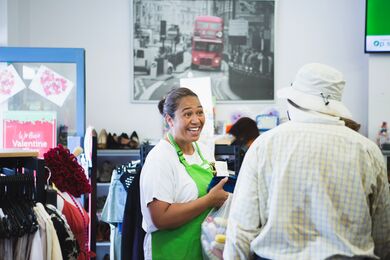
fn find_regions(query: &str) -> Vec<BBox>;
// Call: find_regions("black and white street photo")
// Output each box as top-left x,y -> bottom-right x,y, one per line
132,0 -> 274,102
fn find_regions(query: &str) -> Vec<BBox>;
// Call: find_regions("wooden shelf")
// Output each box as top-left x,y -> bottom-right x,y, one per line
0,149 -> 39,157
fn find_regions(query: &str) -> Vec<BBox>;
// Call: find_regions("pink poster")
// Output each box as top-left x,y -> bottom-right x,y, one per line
3,111 -> 57,158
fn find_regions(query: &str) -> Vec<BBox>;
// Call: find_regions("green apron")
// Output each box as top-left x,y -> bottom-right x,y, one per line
151,134 -> 213,260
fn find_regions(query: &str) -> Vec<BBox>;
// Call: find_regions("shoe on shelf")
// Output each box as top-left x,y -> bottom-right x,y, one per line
97,129 -> 108,149
91,128 -> 97,137
106,133 -> 113,149
96,221 -> 104,242
107,133 -> 120,149
129,131 -> 140,149
118,133 -> 131,149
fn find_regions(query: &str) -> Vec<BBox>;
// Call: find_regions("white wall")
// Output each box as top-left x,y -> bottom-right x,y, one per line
0,0 -> 7,46
368,56 -> 390,140
275,0 -> 368,134
7,0 -> 29,45
6,0 -> 371,141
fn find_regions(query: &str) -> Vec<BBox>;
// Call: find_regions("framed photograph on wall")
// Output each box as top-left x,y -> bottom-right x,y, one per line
131,0 -> 275,102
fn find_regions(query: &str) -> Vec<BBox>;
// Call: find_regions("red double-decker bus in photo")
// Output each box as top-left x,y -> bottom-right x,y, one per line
191,15 -> 223,70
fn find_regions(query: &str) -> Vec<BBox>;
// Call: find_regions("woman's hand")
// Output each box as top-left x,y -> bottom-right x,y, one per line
148,177 -> 229,230
206,177 -> 229,207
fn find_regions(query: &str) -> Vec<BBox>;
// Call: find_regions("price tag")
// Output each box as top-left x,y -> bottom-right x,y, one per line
215,161 -> 229,177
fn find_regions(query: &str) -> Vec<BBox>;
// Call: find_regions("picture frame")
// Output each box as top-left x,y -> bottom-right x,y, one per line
0,47 -> 86,150
131,0 -> 275,102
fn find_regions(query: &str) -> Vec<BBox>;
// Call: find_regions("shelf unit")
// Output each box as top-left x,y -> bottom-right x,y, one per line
91,149 -> 140,260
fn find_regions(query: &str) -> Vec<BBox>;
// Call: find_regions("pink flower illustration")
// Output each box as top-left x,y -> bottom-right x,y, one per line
40,69 -> 68,96
0,69 -> 15,95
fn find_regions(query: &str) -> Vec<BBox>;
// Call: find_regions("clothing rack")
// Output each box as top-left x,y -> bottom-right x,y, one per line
0,151 -> 46,203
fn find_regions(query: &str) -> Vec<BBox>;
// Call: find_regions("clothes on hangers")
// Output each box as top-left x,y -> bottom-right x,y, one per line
121,164 -> 145,260
103,161 -> 140,220
119,162 -> 139,192
0,174 -> 45,260
45,204 -> 79,260
0,199 -> 65,260
28,226 -> 43,260
33,202 -> 63,260
0,172 -> 80,260
0,208 -> 13,260
101,161 -> 139,260
57,192 -> 91,260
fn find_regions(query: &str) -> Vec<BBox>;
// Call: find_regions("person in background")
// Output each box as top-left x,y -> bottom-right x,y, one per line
377,121 -> 389,148
224,63 -> 390,259
140,87 -> 229,260
228,116 -> 260,153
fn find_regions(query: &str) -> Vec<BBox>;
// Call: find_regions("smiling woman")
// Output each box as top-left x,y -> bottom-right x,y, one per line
139,87 -> 229,260
162,90 -> 205,153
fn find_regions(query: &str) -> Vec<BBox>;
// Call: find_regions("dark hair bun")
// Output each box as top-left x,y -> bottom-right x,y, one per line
158,87 -> 197,118
158,97 -> 166,115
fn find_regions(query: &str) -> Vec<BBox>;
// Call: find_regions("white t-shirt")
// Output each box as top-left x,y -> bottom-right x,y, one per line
140,139 -> 214,259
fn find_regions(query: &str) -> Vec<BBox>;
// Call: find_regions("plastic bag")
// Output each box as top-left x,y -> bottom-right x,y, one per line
201,194 -> 233,260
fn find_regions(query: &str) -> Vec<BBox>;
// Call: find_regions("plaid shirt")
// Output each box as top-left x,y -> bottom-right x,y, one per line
224,118 -> 390,260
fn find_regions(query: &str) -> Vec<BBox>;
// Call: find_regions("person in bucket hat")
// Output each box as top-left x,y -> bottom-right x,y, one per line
278,63 -> 351,118
224,63 -> 390,260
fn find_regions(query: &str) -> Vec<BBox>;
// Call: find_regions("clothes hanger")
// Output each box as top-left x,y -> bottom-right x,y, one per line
0,177 -> 4,207
44,166 -> 57,208
8,176 -> 30,236
2,195 -> 20,237
20,174 -> 38,234
2,174 -> 38,237
0,208 -> 6,239
0,176 -> 22,238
